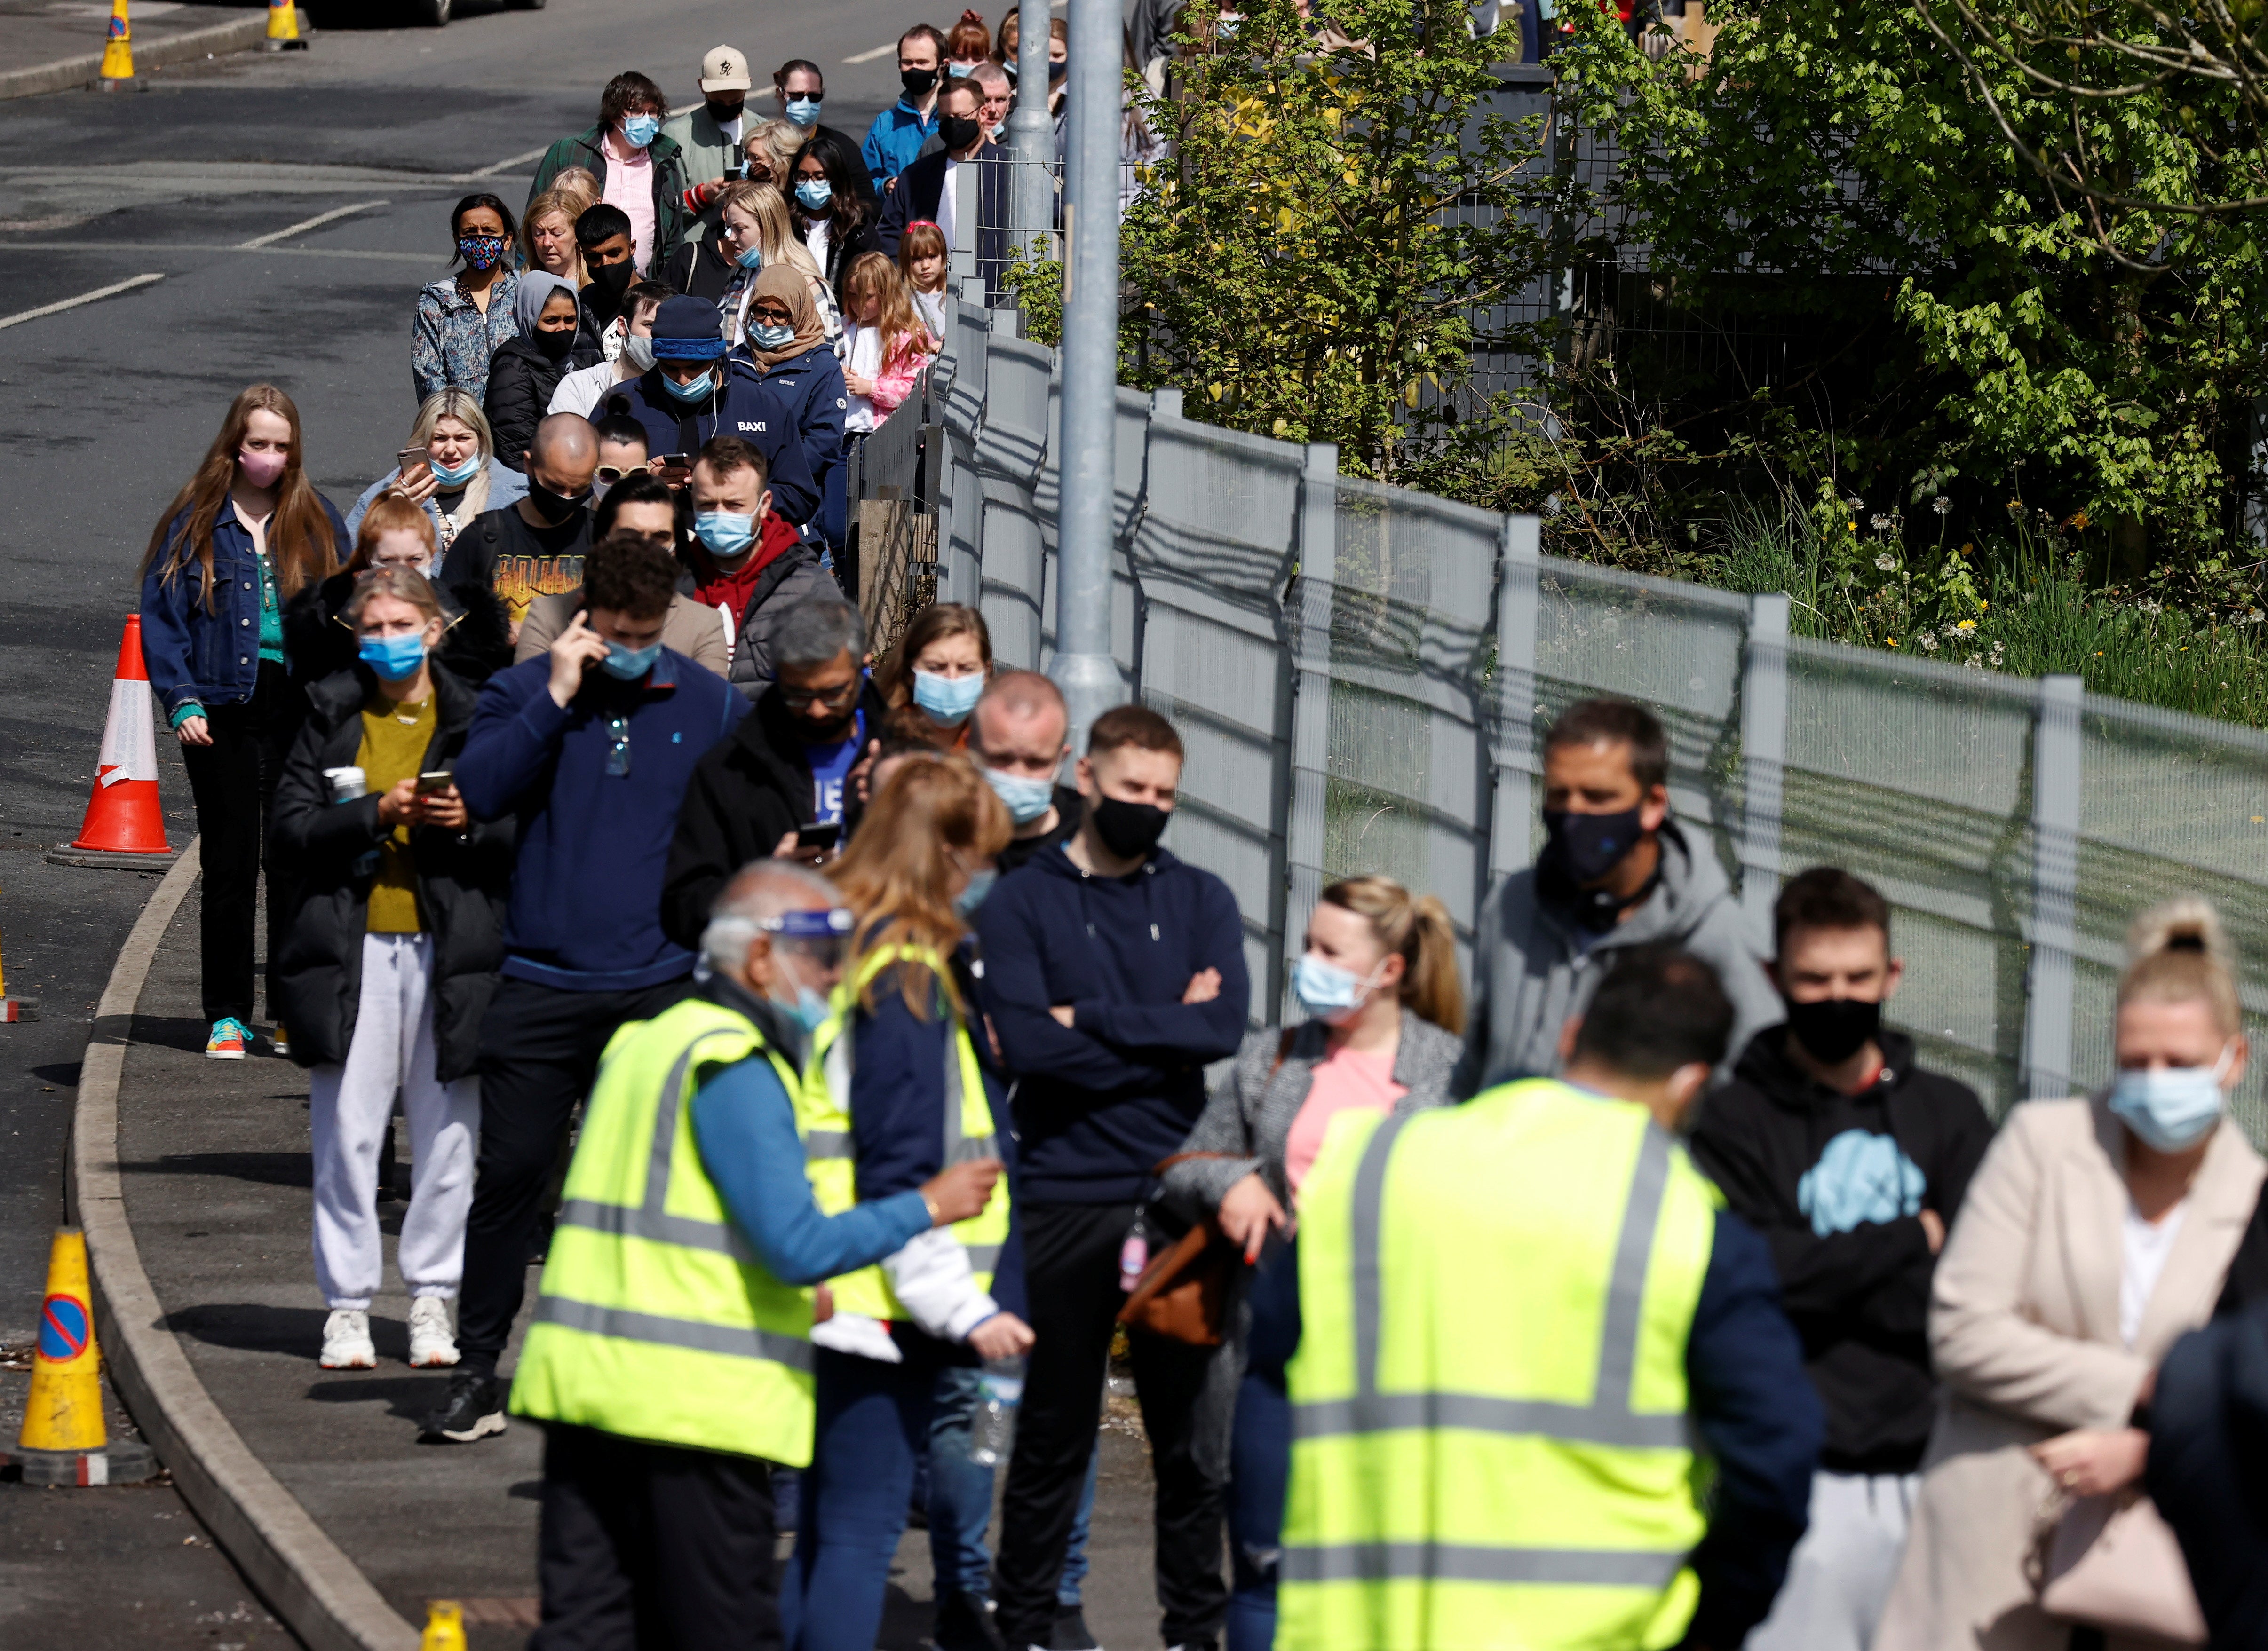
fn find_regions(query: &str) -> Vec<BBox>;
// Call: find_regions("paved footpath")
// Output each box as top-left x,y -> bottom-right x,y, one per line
117,876 -> 1167,1650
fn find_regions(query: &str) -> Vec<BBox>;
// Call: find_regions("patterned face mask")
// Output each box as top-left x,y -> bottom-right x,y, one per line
458,233 -> 508,270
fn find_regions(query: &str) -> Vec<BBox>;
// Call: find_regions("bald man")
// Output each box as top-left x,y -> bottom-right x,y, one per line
970,671 -> 1084,872
438,412 -> 603,654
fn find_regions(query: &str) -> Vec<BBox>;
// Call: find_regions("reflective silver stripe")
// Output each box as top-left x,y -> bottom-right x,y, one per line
804,1130 -> 855,1162
646,1030 -> 747,1213
1280,1541 -> 1685,1590
952,1131 -> 998,1166
533,1295 -> 814,1372
1326,1103 -> 1684,1450
1293,1393 -> 1688,1451
963,1243 -> 1003,1272
557,1197 -> 755,1264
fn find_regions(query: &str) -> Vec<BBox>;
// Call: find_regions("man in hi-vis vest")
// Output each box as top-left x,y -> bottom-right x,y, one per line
1279,946 -> 1823,1651
510,861 -> 1002,1649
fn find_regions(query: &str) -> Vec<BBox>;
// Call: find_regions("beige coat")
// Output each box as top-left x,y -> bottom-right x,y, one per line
513,589 -> 729,679
1875,1097 -> 2263,1651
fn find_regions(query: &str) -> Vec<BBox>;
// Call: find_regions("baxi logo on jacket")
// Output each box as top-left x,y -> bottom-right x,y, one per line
736,419 -> 770,434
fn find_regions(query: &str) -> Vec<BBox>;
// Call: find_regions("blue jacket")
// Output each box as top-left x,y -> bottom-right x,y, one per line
864,97 -> 940,189
454,648 -> 747,991
140,495 -> 349,718
975,843 -> 1250,1203
343,461 -> 528,543
737,343 -> 849,550
589,360 -> 821,529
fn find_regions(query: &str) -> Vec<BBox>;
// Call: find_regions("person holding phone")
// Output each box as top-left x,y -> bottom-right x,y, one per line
270,567 -> 511,1374
342,390 -> 528,561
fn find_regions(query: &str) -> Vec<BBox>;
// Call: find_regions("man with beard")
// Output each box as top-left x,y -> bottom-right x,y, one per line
1453,695 -> 1781,1094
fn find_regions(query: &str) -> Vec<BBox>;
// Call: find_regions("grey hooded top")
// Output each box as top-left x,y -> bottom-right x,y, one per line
1452,818 -> 1782,1098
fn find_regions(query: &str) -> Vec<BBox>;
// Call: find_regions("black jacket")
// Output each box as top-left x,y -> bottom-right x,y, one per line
660,232 -> 737,306
436,503 -> 589,683
1689,1025 -> 1994,1474
800,211 -> 884,309
660,679 -> 887,950
482,338 -> 568,473
269,664 -> 515,1081
876,142 -> 1010,301
282,569 -> 513,692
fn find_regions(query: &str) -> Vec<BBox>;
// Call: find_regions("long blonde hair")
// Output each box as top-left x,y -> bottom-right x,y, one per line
827,755 -> 1012,1018
717,180 -> 825,282
2121,895 -> 2243,1038
1319,875 -> 1465,1035
844,251 -> 938,373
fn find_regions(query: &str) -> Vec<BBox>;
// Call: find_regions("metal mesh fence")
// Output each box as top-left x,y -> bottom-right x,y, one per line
858,295 -> 2268,1135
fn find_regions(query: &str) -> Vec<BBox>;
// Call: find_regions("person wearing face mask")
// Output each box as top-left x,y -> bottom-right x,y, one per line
1688,868 -> 1992,1651
735,266 -> 850,551
662,597 -> 893,952
876,602 -> 992,750
678,435 -> 830,698
509,857 -> 1006,1650
770,57 -> 874,199
483,274 -> 584,474
1452,695 -> 1780,1097
563,205 -> 642,370
878,77 -> 1010,300
288,495 -> 451,695
973,703 -> 1250,1651
660,44 -> 753,235
1157,876 -> 1465,1651
270,568 -> 506,1375
1875,897 -> 2265,1651
788,130 -> 883,308
529,71 -> 690,277
344,390 -> 527,553
436,413 -> 600,671
968,670 -> 1083,872
412,193 -> 523,404
777,755 -> 1033,1651
970,61 -> 1013,143
547,278 -> 674,419
865,23 -> 950,192
515,471 -> 730,678
141,384 -> 348,1061
423,533 -> 746,1446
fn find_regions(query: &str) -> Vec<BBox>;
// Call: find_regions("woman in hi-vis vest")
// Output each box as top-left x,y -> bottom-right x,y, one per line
779,754 -> 1033,1651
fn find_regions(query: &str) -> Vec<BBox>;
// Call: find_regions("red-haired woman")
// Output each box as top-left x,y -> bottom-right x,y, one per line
141,384 -> 346,1059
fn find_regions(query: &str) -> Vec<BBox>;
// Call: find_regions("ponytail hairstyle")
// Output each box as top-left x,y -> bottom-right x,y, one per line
1318,875 -> 1465,1035
2120,895 -> 2242,1038
142,384 -> 341,613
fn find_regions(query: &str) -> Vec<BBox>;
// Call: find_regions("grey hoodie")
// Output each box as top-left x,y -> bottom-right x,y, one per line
1452,818 -> 1781,1097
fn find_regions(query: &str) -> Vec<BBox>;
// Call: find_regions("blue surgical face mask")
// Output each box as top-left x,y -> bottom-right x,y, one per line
663,368 -> 716,402
955,867 -> 998,917
428,451 -> 480,488
983,765 -> 1055,825
795,178 -> 833,209
791,985 -> 833,1030
621,113 -> 661,149
913,668 -> 985,725
948,60 -> 976,76
601,640 -> 663,680
695,510 -> 757,558
2108,1044 -> 2233,1152
784,97 -> 822,128
734,243 -> 765,270
1293,952 -> 1381,1027
358,632 -> 428,681
749,321 -> 797,351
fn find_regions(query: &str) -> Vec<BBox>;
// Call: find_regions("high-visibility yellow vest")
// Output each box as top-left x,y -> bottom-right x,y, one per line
509,996 -> 820,1465
1278,1077 -> 1722,1651
801,942 -> 1008,1320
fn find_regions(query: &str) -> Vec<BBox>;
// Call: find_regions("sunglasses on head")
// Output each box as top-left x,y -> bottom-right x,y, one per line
596,462 -> 651,484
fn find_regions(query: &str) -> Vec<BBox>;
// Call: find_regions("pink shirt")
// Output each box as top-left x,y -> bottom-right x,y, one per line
602,136 -> 658,273
1283,1043 -> 1407,1196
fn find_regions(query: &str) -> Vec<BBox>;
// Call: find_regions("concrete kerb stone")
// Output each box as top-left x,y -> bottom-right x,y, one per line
0,11 -> 309,103
64,837 -> 423,1651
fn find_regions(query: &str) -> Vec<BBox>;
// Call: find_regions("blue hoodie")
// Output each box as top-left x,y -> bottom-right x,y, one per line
589,358 -> 820,529
738,342 -> 849,549
975,844 -> 1250,1203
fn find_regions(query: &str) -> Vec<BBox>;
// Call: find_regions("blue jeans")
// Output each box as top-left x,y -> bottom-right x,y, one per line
782,1347 -> 941,1651
926,1363 -> 1101,1606
1226,1240 -> 1300,1651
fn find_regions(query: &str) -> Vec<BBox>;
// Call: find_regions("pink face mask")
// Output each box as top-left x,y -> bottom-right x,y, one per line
238,447 -> 288,489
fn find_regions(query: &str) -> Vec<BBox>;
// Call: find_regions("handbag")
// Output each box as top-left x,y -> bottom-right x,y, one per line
2032,1487 -> 2208,1644
1116,1153 -> 1241,1348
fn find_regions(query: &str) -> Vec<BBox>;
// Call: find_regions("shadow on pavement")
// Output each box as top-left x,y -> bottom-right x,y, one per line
162,1300 -> 330,1354
120,1150 -> 313,1188
304,1371 -> 448,1423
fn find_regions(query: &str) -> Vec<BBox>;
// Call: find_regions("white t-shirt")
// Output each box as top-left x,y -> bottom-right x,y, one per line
805,216 -> 833,276
547,357 -> 635,419
2120,1199 -> 2188,1348
940,156 -> 960,252
716,113 -> 744,148
842,321 -> 884,434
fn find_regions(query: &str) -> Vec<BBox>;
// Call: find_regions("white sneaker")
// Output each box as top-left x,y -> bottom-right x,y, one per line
407,1297 -> 460,1368
319,1309 -> 376,1369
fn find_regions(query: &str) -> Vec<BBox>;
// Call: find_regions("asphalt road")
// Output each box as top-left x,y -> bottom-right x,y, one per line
0,3 -> 971,1641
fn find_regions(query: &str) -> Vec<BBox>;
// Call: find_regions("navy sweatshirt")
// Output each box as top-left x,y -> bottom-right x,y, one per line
455,648 -> 746,990
975,843 -> 1250,1203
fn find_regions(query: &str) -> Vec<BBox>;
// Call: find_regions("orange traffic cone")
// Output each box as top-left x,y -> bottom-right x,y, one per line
56,617 -> 174,867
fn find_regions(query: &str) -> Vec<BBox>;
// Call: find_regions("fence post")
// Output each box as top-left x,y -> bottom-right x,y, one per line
1737,592 -> 1791,945
1006,0 -> 1056,275
1488,515 -> 1540,883
1284,442 -> 1340,1019
951,162 -> 980,291
2023,674 -> 2084,1100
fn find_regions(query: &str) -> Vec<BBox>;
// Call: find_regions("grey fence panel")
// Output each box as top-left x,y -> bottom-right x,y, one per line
934,292 -> 992,611
972,334 -> 1054,671
1032,379 -> 1148,693
1285,443 -> 1340,1022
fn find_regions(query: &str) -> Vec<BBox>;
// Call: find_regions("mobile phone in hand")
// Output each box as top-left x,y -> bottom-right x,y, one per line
795,823 -> 842,853
414,771 -> 455,797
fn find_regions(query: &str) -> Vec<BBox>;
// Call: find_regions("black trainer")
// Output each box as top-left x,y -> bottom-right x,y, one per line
934,1589 -> 1006,1651
1049,1605 -> 1102,1651
419,1371 -> 506,1443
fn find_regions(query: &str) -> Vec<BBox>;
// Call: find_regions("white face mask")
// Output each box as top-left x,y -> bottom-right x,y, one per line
2108,1042 -> 2235,1152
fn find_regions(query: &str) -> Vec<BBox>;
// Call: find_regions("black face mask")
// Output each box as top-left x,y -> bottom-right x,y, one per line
1784,995 -> 1882,1066
1091,795 -> 1170,860
587,259 -> 634,303
939,113 -> 983,151
708,96 -> 746,122
533,327 -> 575,362
1539,806 -> 1644,886
1048,59 -> 1067,81
902,66 -> 939,97
524,478 -> 591,525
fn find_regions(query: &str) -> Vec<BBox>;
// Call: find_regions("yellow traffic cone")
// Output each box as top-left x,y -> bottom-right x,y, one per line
262,0 -> 306,51
11,1227 -> 154,1485
97,0 -> 134,86
421,1600 -> 468,1650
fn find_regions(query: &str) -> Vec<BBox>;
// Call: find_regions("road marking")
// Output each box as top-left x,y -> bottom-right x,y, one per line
0,272 -> 163,332
237,199 -> 390,248
460,147 -> 551,180
843,42 -> 895,63
0,241 -> 433,264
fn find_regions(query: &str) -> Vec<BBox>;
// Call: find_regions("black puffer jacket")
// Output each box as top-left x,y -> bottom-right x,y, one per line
482,337 -> 568,472
270,664 -> 514,1080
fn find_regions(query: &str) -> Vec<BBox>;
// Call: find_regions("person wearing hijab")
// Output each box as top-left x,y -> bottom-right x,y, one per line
735,266 -> 849,553
482,273 -> 582,473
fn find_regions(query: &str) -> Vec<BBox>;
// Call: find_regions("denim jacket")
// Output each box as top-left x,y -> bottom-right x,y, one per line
140,496 -> 348,718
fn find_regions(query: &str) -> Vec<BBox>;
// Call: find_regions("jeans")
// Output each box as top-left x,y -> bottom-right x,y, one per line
1225,1239 -> 1299,1651
926,1364 -> 1101,1605
178,659 -> 293,1026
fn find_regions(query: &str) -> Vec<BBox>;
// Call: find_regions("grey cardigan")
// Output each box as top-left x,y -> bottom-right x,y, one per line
1160,1010 -> 1464,1221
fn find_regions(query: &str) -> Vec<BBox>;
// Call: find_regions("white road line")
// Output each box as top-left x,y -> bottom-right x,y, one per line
0,272 -> 163,333
0,242 -> 434,264
237,200 -> 390,249
460,146 -> 552,179
843,42 -> 895,62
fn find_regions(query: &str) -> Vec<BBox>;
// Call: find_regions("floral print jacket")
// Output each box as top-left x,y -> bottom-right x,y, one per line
411,271 -> 520,404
